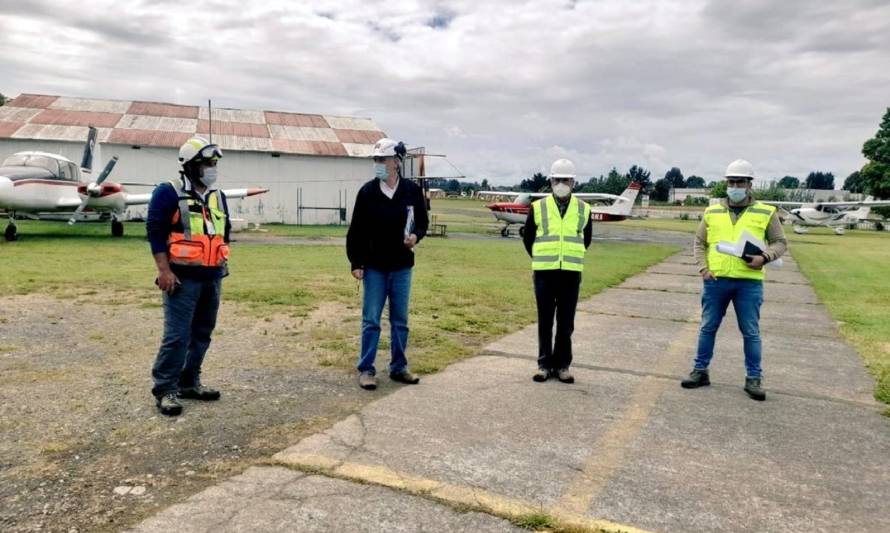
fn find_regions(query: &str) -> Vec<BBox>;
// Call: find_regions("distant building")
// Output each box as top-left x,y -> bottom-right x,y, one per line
670,188 -> 709,202
0,93 -> 387,224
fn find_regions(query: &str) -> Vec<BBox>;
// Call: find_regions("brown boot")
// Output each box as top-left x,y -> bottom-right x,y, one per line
358,372 -> 377,390
556,368 -> 575,384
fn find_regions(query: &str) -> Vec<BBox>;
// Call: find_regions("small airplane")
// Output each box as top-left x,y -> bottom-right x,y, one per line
762,196 -> 890,235
0,127 -> 269,241
479,181 -> 642,237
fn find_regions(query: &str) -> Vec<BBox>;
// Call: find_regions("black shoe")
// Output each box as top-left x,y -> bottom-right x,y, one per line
178,384 -> 221,401
744,377 -> 766,401
156,393 -> 183,416
389,370 -> 420,385
681,369 -> 710,389
532,368 -> 550,382
555,368 -> 575,384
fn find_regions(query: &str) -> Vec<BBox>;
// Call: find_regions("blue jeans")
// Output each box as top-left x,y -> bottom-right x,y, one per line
694,277 -> 764,378
358,267 -> 412,375
151,277 -> 221,398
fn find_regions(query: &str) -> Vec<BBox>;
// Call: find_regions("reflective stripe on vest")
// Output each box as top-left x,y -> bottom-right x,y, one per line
531,195 -> 590,271
704,202 -> 775,281
167,181 -> 229,267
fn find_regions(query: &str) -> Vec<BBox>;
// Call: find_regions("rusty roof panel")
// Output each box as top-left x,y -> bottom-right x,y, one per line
0,121 -> 23,138
107,129 -> 191,148
334,128 -> 386,144
0,106 -> 43,122
264,111 -> 329,128
199,107 -> 265,123
342,143 -> 374,158
8,94 -> 58,108
51,96 -> 132,113
31,109 -> 122,128
324,116 -> 380,131
213,135 -> 273,152
127,101 -> 199,118
116,115 -> 197,133
29,124 -> 91,141
197,119 -> 270,138
268,125 -> 339,142
312,141 -> 348,157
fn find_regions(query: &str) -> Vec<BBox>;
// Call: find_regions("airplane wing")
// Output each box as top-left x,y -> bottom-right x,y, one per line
121,187 -> 269,207
763,199 -> 890,209
761,200 -> 806,208
478,191 -> 624,202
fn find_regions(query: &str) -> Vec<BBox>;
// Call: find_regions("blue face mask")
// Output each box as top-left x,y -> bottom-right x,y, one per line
727,186 -> 747,203
374,163 -> 388,180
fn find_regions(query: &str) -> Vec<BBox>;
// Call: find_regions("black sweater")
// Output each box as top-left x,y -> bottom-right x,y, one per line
347,178 -> 429,272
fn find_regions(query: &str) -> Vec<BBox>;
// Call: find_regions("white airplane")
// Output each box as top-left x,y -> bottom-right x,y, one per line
478,182 -> 641,237
762,196 -> 890,235
0,127 -> 268,241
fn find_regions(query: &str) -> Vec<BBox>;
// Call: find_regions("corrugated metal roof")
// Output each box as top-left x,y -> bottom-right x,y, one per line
0,93 -> 385,157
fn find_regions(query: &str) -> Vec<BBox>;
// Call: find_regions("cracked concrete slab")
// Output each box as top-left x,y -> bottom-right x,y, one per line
128,467 -> 524,533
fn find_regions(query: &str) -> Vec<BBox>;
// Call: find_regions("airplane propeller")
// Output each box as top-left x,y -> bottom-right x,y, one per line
68,156 -> 118,225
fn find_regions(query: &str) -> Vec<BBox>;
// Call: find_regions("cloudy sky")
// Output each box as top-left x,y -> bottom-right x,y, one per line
1,0 -> 889,185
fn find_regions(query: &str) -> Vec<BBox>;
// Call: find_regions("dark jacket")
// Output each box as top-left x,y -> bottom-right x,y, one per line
146,180 -> 231,280
347,178 -> 429,272
523,194 -> 593,256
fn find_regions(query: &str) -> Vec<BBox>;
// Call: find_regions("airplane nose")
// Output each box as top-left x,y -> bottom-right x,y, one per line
0,176 -> 12,199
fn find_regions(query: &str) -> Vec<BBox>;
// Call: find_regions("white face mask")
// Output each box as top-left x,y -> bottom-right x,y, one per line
553,183 -> 571,198
374,163 -> 388,180
200,167 -> 218,187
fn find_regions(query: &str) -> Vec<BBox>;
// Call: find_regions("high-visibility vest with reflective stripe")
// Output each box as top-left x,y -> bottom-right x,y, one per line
531,194 -> 591,271
704,201 -> 776,281
167,181 -> 229,267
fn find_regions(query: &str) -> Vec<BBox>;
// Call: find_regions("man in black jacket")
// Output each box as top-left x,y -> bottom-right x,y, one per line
346,138 -> 429,390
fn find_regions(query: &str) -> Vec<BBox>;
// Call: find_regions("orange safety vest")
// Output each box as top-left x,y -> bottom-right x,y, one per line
167,182 -> 229,267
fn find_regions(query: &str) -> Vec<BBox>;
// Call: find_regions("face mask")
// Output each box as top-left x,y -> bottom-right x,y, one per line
374,163 -> 388,180
200,167 -> 218,187
553,183 -> 571,198
727,186 -> 747,203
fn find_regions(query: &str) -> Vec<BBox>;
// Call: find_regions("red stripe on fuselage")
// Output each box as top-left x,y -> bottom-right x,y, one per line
487,203 -> 530,214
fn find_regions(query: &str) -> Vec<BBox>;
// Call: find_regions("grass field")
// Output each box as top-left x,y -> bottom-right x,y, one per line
0,219 -> 677,374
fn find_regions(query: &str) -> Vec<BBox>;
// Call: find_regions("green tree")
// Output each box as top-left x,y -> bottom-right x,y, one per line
519,172 -> 548,192
652,178 -> 672,202
0,93 -> 7,106
860,107 -> 890,216
778,176 -> 800,189
753,181 -> 786,201
663,167 -> 685,188
805,171 -> 835,190
626,165 -> 651,193
711,181 -> 727,198
685,175 -> 706,188
842,171 -> 866,193
480,178 -> 489,190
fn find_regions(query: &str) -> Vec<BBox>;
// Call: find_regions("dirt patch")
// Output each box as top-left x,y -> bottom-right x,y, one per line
0,294 -> 387,533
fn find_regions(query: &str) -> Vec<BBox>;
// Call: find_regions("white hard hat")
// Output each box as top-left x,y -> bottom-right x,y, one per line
549,158 -> 576,179
371,138 -> 407,160
179,136 -> 222,165
725,159 -> 755,179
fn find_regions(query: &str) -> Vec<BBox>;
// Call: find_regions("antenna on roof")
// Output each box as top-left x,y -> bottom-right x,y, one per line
208,99 -> 213,144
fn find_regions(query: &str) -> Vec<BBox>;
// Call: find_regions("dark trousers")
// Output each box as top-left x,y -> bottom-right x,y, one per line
151,277 -> 222,398
533,270 -> 581,371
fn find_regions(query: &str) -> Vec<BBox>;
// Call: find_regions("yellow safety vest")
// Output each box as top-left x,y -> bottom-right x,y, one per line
167,181 -> 229,267
704,201 -> 776,281
531,195 -> 591,272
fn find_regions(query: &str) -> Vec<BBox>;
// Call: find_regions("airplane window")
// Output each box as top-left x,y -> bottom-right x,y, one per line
2,155 -> 27,166
59,162 -> 71,179
24,155 -> 60,175
69,163 -> 79,181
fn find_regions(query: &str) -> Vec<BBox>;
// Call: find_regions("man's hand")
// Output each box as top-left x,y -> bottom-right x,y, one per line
701,269 -> 716,281
351,269 -> 364,280
156,268 -> 180,294
404,233 -> 417,249
745,255 -> 766,270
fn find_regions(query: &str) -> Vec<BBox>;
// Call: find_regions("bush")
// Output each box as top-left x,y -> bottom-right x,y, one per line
679,213 -> 689,220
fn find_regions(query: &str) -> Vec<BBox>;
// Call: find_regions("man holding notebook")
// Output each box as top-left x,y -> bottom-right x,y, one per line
346,138 -> 429,390
682,159 -> 787,401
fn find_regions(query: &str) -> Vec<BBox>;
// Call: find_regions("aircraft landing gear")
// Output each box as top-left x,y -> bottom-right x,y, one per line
792,224 -> 808,235
500,226 -> 509,237
111,219 -> 124,238
518,226 -> 525,237
833,226 -> 846,235
4,222 -> 16,242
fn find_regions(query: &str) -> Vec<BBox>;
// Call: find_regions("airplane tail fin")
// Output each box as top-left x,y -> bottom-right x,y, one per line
613,182 -> 641,215
80,126 -> 98,174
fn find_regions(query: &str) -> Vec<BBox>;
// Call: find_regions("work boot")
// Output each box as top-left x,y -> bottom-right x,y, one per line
681,369 -> 710,389
744,377 -> 766,401
358,372 -> 377,390
389,370 -> 420,385
178,384 -> 221,401
556,368 -> 575,384
532,368 -> 550,382
156,393 -> 183,417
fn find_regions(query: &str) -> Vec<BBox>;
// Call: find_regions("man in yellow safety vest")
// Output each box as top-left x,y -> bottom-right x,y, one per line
523,159 -> 592,384
681,159 -> 787,401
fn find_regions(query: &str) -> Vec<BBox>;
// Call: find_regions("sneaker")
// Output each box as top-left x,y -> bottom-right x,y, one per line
156,393 -> 183,417
555,368 -> 575,384
532,368 -> 550,382
744,377 -> 766,401
389,370 -> 420,385
178,384 -> 221,401
358,372 -> 377,390
681,369 -> 710,389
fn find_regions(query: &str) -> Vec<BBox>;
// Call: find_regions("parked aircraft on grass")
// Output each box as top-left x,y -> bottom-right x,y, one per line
0,127 -> 268,241
479,182 -> 641,237
762,197 -> 890,235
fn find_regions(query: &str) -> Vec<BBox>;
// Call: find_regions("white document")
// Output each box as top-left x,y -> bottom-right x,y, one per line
404,206 -> 416,253
715,230 -> 783,268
